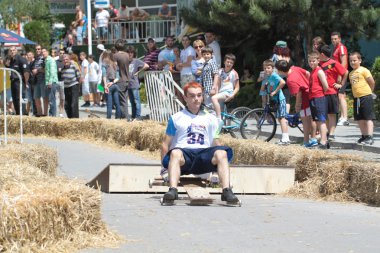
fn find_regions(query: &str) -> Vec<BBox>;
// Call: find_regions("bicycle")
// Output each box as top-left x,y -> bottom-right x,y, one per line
239,94 -> 303,142
204,104 -> 251,138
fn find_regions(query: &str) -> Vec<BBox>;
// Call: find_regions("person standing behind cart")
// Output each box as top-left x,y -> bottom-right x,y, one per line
6,46 -> 29,115
160,81 -> 239,203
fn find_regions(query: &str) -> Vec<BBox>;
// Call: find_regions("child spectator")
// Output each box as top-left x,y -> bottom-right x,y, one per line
275,60 -> 317,147
199,46 -> 219,106
257,68 -> 269,108
318,45 -> 348,140
79,52 -> 90,107
307,52 -> 329,149
211,54 -> 240,120
126,46 -> 149,120
349,52 -> 376,145
261,59 -> 289,145
87,55 -> 100,106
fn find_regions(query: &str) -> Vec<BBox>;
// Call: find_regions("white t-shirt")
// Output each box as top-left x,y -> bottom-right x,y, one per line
208,40 -> 221,68
88,61 -> 100,83
218,68 -> 239,94
95,10 -> 110,27
165,109 -> 220,150
81,59 -> 89,83
118,7 -> 129,19
180,46 -> 196,76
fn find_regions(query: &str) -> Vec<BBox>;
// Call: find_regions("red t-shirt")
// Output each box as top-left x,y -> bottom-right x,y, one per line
332,43 -> 348,69
319,59 -> 347,95
287,66 -> 310,109
309,66 -> 325,99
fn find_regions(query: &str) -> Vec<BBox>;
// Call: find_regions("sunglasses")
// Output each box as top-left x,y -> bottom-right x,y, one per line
194,46 -> 203,49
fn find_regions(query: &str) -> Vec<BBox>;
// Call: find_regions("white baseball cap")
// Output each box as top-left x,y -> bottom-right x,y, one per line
97,44 -> 105,51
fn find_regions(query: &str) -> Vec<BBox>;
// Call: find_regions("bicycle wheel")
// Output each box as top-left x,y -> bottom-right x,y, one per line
225,107 -> 251,138
240,108 -> 277,141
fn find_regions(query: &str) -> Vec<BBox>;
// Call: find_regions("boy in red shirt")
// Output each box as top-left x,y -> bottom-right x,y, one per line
276,60 -> 317,147
318,45 -> 348,140
308,52 -> 329,149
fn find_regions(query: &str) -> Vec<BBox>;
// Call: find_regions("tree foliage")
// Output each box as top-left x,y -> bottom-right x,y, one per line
23,20 -> 51,50
0,0 -> 51,26
181,0 -> 380,71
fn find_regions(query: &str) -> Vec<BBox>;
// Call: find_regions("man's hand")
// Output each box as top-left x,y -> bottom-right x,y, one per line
270,91 -> 276,97
47,83 -> 52,89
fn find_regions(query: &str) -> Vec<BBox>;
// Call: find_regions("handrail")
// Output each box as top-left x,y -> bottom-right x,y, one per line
144,71 -> 184,122
1,67 -> 23,144
92,19 -> 177,44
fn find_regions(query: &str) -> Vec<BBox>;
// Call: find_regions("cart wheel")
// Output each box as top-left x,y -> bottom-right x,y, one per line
148,179 -> 153,188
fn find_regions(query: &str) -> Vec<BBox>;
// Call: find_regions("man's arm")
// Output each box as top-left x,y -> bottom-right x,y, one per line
212,138 -> 221,146
340,54 -> 348,69
161,134 -> 173,162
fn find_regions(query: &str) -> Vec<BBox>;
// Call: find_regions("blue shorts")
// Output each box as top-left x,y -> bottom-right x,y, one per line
34,79 -> 48,99
276,99 -> 287,119
162,146 -> 233,175
310,96 -> 328,122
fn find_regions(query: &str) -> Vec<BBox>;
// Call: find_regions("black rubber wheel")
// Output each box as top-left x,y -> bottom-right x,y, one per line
225,107 -> 252,138
240,108 -> 277,142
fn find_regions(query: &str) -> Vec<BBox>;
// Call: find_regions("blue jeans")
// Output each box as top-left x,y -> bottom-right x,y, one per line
128,88 -> 141,119
107,84 -> 121,119
48,82 -> 57,117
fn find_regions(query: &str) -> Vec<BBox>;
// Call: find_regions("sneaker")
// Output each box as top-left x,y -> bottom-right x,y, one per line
163,187 -> 178,201
304,138 -> 318,148
328,135 -> 335,141
59,113 -> 64,118
361,136 -> 374,145
81,102 -> 90,107
317,143 -> 329,149
357,135 -> 366,144
221,188 -> 239,202
277,140 -> 290,145
337,118 -> 349,126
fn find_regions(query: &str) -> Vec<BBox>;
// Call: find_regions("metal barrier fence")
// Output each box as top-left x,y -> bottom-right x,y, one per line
0,67 -> 24,144
144,71 -> 184,122
94,19 -> 176,44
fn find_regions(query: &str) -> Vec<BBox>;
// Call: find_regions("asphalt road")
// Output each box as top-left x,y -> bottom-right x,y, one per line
24,137 -> 380,253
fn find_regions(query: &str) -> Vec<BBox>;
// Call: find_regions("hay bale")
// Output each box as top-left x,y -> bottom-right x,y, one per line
0,179 -> 121,252
0,143 -> 122,252
2,116 -> 380,206
348,161 -> 380,205
0,143 -> 57,180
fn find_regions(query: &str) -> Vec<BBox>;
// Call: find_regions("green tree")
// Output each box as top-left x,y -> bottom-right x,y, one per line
181,0 -> 380,70
0,0 -> 51,26
23,21 -> 51,50
0,0 -> 53,49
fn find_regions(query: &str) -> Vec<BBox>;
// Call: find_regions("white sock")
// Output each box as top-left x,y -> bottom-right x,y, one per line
282,133 -> 289,142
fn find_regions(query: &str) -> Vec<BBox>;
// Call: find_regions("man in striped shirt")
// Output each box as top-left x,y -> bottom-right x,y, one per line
62,54 -> 80,118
